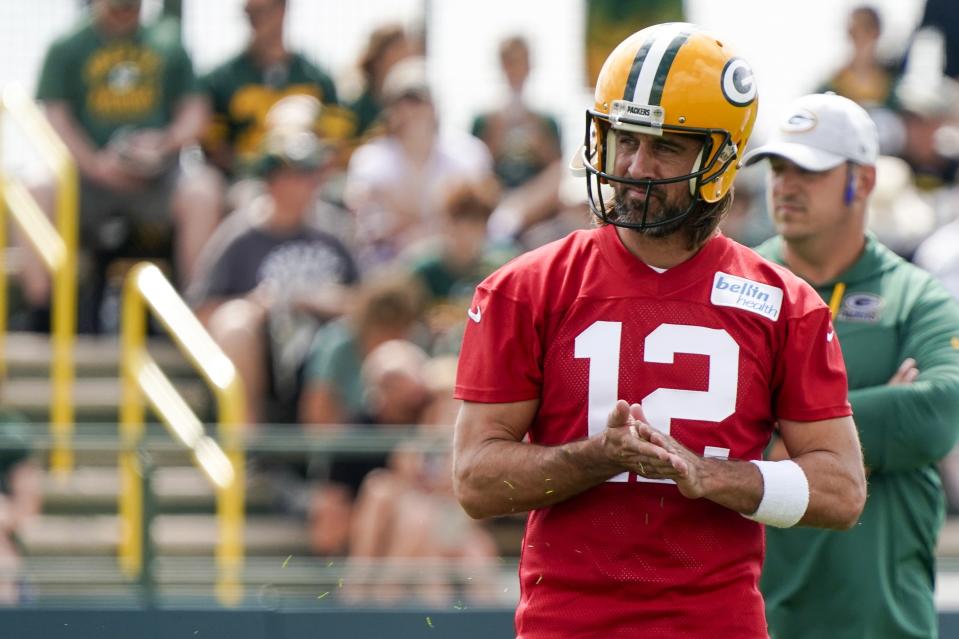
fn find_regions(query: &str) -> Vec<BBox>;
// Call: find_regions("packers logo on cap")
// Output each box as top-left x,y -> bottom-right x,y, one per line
783,110 -> 818,133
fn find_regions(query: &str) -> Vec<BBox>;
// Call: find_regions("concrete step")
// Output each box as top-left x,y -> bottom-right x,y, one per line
42,465 -> 275,514
43,465 -> 215,512
20,513 -> 310,557
3,331 -> 196,377
0,376 -> 211,422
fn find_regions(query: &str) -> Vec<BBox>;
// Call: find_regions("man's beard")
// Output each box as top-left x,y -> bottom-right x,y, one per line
608,185 -> 692,238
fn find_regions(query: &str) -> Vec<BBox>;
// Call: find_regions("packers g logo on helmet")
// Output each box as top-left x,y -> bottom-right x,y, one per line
722,58 -> 757,107
578,22 -> 759,230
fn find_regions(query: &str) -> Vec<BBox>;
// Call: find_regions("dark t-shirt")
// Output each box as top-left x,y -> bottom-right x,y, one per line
188,203 -> 360,416
188,206 -> 359,307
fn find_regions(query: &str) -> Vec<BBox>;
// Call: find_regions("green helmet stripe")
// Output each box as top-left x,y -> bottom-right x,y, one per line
623,38 -> 654,101
649,31 -> 691,106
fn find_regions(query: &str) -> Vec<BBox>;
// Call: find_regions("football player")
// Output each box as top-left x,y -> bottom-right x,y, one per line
453,23 -> 866,638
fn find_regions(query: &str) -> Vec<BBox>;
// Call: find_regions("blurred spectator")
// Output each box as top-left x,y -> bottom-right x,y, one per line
347,24 -> 417,142
188,112 -> 359,425
894,91 -> 959,191
0,409 -> 42,605
914,216 -> 959,300
299,276 -> 422,555
298,273 -> 425,427
914,0 -> 959,79
892,25 -> 959,199
867,155 -> 938,259
202,0 -> 351,180
818,6 -> 899,109
346,349 -> 498,605
471,36 -> 566,245
814,6 -> 910,161
407,180 -> 514,354
359,339 -> 432,426
472,36 -> 562,189
717,165 -> 775,248
25,0 -> 211,332
343,57 -> 494,271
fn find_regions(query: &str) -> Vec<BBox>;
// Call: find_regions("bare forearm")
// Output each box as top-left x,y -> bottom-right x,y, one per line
696,458 -> 763,514
793,450 -> 865,529
695,453 -> 862,529
642,414 -> 864,530
454,436 -> 621,519
765,436 -> 866,525
162,96 -> 209,153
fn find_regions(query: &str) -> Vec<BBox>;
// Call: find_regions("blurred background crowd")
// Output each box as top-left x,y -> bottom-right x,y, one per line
3,0 -> 959,609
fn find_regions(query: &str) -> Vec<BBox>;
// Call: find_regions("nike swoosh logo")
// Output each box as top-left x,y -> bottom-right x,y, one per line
467,306 -> 482,323
826,331 -> 834,342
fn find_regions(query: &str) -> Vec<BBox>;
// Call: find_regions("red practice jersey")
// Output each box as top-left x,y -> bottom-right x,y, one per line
455,225 -> 851,639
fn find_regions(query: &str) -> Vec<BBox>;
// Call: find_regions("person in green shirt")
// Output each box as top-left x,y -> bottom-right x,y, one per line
744,92 -> 959,639
28,0 -> 212,331
297,274 -> 425,555
470,35 -> 566,245
201,0 -> 352,179
408,180 -> 514,355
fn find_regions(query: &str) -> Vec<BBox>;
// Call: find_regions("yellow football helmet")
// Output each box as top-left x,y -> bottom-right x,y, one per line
581,22 -> 758,229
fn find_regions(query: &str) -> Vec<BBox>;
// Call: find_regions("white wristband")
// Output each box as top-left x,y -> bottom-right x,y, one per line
743,460 -> 809,528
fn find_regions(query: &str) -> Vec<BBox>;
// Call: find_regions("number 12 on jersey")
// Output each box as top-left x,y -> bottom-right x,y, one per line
574,321 -> 739,483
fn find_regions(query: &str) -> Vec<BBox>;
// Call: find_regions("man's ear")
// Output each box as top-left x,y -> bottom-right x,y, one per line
856,164 -> 878,200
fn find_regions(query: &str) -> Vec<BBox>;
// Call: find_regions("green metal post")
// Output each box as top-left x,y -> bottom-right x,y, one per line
138,449 -> 157,609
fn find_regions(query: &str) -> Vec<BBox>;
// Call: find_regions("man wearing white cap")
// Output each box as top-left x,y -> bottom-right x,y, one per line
746,92 -> 959,639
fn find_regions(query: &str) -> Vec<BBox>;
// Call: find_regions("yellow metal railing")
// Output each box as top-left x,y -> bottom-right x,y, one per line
0,83 -> 78,474
120,262 -> 245,605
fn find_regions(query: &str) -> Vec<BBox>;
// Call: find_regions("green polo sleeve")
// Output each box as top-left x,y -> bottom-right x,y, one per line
850,279 -> 959,472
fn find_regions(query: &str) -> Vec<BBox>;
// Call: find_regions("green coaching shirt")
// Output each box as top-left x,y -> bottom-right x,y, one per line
757,235 -> 959,639
36,17 -> 199,149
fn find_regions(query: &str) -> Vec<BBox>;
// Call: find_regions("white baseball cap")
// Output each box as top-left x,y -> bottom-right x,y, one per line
742,93 -> 879,170
382,56 -> 432,105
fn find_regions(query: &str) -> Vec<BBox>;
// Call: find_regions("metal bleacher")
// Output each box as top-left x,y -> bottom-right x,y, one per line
2,330 -> 525,606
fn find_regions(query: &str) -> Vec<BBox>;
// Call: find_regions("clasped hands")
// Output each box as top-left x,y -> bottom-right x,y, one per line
601,399 -> 708,499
